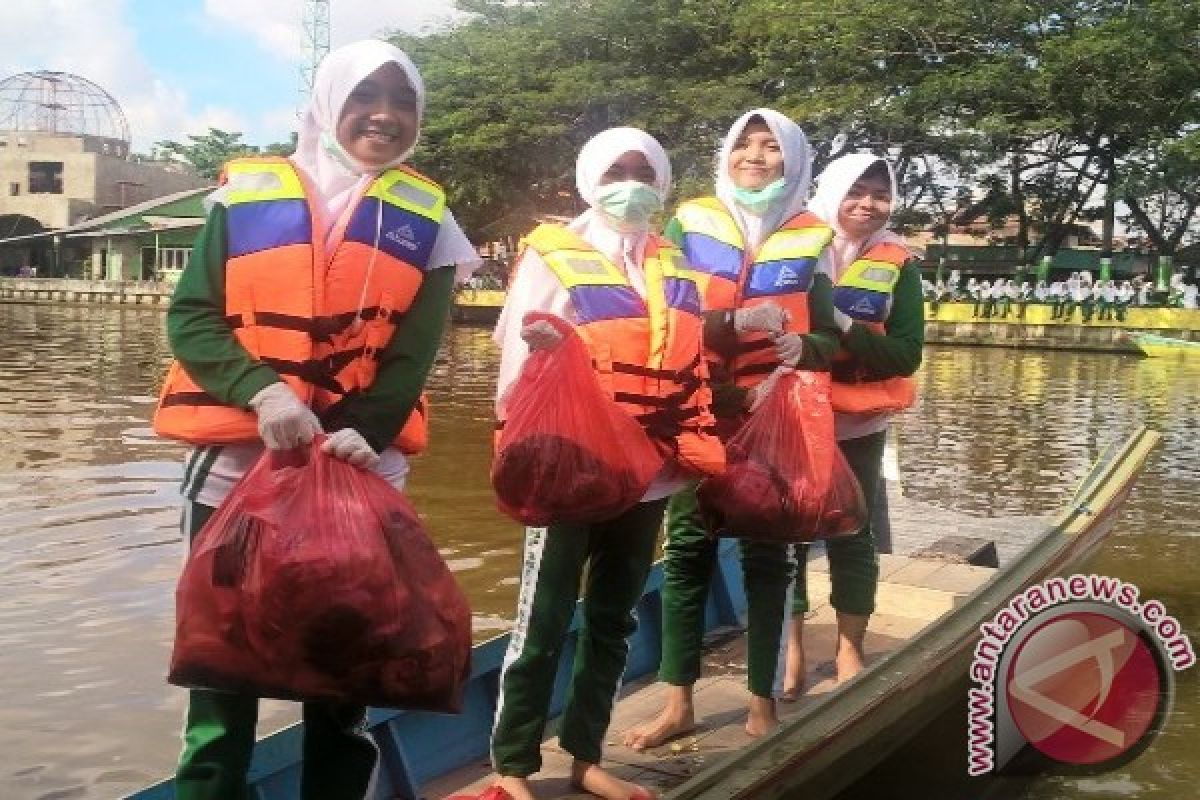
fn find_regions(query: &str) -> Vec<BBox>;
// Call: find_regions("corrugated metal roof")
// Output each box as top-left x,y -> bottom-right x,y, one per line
0,185 -> 212,245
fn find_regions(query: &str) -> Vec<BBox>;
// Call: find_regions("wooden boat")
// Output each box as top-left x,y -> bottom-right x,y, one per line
1132,332 -> 1200,358
452,288 -> 505,324
126,427 -> 1157,800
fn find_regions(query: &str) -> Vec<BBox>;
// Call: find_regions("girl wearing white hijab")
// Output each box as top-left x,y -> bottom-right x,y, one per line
782,154 -> 923,697
477,128 -> 721,800
625,109 -> 843,751
163,40 -> 478,799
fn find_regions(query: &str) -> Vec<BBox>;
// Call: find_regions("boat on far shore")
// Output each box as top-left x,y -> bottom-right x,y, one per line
1132,332 -> 1200,358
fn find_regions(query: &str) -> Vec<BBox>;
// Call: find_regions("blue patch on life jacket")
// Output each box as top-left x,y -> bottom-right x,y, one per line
663,276 -> 702,316
833,286 -> 889,322
226,199 -> 311,258
743,257 -> 817,299
680,232 -> 742,281
344,197 -> 439,269
569,284 -> 646,323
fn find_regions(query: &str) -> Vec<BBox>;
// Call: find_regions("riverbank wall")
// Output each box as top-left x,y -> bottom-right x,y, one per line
5,280 -> 1199,352
924,302 -> 1200,352
0,278 -> 171,307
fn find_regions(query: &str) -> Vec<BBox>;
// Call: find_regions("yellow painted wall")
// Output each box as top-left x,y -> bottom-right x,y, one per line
925,302 -> 1200,331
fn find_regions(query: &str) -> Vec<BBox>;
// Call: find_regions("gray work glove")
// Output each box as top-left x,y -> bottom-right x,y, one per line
733,303 -> 788,335
321,428 -> 380,469
247,382 -> 322,450
772,332 -> 806,368
520,319 -> 565,351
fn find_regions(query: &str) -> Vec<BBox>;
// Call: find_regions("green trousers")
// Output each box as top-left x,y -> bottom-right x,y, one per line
174,503 -> 377,800
658,485 -> 795,698
490,498 -> 667,776
792,431 -> 885,617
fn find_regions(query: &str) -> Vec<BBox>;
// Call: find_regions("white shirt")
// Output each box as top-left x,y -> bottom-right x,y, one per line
1184,285 -> 1199,309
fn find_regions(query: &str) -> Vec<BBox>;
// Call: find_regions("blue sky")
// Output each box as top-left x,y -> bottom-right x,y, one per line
0,0 -> 464,153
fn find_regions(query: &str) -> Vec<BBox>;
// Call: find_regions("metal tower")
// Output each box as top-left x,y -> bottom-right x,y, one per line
300,0 -> 331,105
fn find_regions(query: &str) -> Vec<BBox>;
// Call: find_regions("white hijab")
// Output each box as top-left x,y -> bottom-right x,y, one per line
567,127 -> 672,277
208,39 -> 479,279
714,108 -> 812,250
809,153 -> 906,278
290,39 -> 425,246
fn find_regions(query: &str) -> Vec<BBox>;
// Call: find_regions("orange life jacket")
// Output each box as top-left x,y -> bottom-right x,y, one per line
523,224 -> 725,478
153,156 -> 444,452
830,240 -> 918,414
674,197 -> 833,388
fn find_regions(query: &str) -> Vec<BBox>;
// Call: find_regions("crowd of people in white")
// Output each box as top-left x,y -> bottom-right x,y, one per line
923,269 -> 1199,322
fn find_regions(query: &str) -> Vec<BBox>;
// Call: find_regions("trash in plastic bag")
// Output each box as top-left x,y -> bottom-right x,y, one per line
697,370 -> 867,542
491,312 -> 664,525
170,438 -> 472,712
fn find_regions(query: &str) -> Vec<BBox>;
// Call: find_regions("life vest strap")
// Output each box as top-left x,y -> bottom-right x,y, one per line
224,307 -> 406,342
609,352 -> 702,383
159,389 -> 224,409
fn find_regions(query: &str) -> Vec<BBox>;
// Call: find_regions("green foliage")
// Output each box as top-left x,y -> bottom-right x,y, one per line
152,128 -> 297,179
384,0 -> 1200,251
1120,130 -> 1200,252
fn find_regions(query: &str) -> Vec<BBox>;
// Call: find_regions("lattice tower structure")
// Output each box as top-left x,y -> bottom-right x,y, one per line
300,0 -> 332,108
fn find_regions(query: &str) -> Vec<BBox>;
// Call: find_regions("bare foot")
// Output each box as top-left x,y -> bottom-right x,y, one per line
835,611 -> 869,683
571,760 -> 658,800
622,686 -> 695,751
494,775 -> 536,800
744,695 -> 778,737
781,615 -> 805,701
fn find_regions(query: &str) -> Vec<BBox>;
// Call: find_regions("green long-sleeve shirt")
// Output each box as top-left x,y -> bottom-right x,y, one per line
833,261 -> 925,382
166,204 -> 454,453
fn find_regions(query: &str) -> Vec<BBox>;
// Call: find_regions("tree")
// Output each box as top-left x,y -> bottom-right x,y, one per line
151,129 -> 298,178
393,0 -> 784,235
152,128 -> 258,179
1120,131 -> 1200,256
387,0 -> 1200,252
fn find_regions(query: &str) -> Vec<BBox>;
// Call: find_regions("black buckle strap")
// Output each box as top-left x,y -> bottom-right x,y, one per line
159,390 -> 224,409
225,308 -> 406,343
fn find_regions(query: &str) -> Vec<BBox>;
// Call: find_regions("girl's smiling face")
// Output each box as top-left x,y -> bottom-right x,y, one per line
336,62 -> 418,168
728,120 -> 784,190
837,171 -> 893,240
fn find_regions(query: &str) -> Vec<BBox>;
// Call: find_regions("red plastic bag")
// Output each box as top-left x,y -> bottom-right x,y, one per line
169,438 -> 472,712
491,312 -> 664,525
697,370 -> 867,542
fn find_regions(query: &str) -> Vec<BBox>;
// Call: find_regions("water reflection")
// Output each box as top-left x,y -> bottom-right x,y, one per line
844,346 -> 1200,800
0,304 -> 1196,799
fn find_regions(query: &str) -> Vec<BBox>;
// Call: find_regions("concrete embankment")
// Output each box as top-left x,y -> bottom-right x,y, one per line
0,278 -> 171,307
924,302 -> 1200,352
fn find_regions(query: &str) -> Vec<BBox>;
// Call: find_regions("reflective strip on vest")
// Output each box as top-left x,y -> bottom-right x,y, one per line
523,225 -> 724,476
829,240 -> 917,414
153,158 -> 444,453
832,253 -> 903,324
676,199 -> 745,283
741,225 -> 828,299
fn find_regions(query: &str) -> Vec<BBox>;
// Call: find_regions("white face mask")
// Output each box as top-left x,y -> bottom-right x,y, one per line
593,181 -> 663,231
